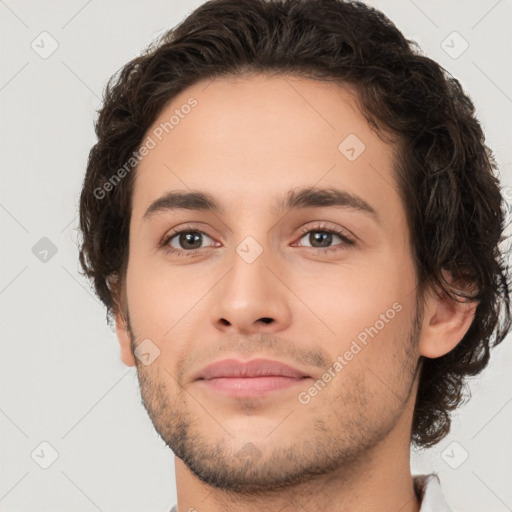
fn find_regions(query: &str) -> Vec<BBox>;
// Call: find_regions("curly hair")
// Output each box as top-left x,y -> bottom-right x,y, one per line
77,0 -> 511,448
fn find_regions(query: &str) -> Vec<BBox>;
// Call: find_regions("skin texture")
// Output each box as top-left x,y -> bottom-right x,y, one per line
113,74 -> 477,512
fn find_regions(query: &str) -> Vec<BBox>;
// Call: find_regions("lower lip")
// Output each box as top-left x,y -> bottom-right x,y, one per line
198,376 -> 309,397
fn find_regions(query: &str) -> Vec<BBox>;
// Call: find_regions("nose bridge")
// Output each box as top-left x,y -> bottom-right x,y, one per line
226,231 -> 275,303
226,209 -> 277,278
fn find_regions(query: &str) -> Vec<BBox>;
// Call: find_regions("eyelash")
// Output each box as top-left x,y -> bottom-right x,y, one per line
159,222 -> 355,257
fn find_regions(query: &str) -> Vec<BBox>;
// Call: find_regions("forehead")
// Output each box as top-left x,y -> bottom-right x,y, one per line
131,74 -> 399,221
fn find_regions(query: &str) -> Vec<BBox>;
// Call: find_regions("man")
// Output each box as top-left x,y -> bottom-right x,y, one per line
78,0 -> 511,510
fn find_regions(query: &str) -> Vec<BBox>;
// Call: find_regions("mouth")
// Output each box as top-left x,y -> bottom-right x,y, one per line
195,358 -> 312,398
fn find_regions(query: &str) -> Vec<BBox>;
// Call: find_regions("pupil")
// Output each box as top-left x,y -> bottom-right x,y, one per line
311,231 -> 331,247
181,231 -> 202,249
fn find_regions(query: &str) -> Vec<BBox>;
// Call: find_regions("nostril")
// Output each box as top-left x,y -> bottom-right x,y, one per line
259,317 -> 273,324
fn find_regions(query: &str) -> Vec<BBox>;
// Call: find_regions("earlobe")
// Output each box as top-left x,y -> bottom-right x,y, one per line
114,309 -> 136,367
109,274 -> 136,367
419,271 -> 479,359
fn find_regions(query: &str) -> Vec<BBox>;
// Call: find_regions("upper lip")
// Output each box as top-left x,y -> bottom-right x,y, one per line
195,358 -> 311,380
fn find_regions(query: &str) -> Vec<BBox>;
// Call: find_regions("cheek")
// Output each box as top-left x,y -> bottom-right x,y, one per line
125,253 -> 194,340
300,253 -> 416,364
125,246 -> 229,346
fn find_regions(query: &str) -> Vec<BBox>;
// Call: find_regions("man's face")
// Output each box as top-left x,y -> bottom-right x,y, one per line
118,74 -> 423,491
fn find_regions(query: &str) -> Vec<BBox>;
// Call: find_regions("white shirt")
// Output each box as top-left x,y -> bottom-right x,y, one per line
169,472 -> 453,512
414,473 -> 454,512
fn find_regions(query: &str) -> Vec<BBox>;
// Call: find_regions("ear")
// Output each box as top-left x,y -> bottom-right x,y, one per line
419,270 -> 479,358
109,274 -> 136,367
114,308 -> 136,367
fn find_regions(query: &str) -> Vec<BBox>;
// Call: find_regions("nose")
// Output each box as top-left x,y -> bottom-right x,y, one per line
209,242 -> 292,335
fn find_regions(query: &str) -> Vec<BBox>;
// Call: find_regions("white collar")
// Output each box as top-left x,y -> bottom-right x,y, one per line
414,473 -> 453,512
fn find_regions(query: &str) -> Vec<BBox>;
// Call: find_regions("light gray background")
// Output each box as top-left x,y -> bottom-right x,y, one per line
1,1 -> 511,511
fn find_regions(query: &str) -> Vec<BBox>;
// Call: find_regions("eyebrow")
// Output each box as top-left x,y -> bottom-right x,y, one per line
142,186 -> 380,224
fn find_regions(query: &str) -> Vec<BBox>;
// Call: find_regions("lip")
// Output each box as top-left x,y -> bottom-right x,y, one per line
195,358 -> 312,397
196,358 -> 311,380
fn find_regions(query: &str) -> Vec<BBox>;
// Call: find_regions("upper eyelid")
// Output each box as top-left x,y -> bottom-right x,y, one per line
296,222 -> 354,239
165,223 -> 347,238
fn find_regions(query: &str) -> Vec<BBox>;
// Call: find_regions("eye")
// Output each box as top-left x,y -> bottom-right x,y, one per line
159,222 -> 355,258
294,224 -> 355,254
161,227 -> 218,256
